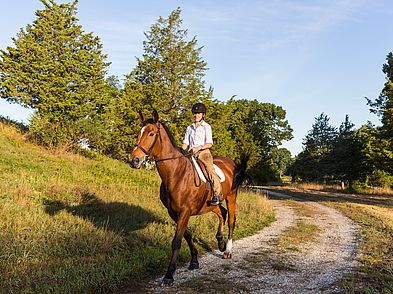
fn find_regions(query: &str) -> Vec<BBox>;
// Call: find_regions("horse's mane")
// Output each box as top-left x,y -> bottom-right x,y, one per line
143,119 -> 182,151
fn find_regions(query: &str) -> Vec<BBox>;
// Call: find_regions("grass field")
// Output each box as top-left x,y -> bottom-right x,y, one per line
0,121 -> 274,293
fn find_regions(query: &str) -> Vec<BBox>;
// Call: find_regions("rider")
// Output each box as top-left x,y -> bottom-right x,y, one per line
181,103 -> 222,205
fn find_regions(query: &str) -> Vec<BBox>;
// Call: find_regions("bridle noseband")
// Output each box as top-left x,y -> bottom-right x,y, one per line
134,123 -> 161,157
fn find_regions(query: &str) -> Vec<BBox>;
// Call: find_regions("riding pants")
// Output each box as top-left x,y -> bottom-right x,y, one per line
197,149 -> 222,197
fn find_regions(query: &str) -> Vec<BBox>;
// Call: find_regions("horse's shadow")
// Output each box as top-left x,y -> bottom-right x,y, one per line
43,191 -> 162,234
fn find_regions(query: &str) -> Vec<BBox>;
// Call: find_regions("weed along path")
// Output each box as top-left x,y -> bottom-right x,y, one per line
130,190 -> 359,293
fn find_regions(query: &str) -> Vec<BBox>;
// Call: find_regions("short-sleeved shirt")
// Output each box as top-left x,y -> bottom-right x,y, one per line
183,120 -> 213,151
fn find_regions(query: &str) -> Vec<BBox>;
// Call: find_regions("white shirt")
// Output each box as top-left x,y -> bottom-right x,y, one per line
183,120 -> 213,151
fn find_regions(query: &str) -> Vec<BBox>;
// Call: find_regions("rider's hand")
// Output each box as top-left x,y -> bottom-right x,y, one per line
192,146 -> 202,153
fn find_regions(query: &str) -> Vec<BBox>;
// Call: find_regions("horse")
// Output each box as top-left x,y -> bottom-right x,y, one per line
128,110 -> 249,286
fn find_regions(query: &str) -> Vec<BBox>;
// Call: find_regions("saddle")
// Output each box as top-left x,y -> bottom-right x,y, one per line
191,156 -> 225,183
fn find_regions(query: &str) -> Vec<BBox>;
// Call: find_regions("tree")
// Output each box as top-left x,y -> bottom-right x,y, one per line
330,115 -> 365,187
291,113 -> 337,181
124,7 -> 211,144
225,98 -> 293,183
0,0 -> 110,147
367,52 -> 393,173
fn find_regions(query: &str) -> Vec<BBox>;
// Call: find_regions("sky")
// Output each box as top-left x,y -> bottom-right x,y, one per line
0,0 -> 392,155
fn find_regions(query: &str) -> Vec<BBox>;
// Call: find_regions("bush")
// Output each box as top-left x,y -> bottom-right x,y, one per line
367,170 -> 393,188
29,115 -> 75,149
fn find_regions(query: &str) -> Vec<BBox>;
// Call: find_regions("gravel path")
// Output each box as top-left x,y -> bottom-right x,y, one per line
129,190 -> 359,293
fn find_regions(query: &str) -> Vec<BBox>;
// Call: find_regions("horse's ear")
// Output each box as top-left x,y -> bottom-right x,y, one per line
139,110 -> 146,123
152,109 -> 159,123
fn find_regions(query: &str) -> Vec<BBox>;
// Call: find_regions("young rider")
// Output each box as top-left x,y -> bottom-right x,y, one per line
181,103 -> 222,205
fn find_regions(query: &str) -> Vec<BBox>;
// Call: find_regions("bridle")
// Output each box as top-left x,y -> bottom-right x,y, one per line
133,121 -> 203,188
134,123 -> 161,158
133,122 -> 195,163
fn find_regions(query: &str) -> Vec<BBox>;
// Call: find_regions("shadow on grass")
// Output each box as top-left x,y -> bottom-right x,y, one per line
43,192 -> 164,234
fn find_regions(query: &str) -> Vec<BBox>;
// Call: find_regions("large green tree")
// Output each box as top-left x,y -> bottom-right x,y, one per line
329,115 -> 365,187
0,0 -> 110,147
225,98 -> 293,183
124,7 -> 212,143
367,52 -> 393,173
291,113 -> 337,181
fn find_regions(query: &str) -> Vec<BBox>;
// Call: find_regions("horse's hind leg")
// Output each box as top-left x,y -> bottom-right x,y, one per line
212,205 -> 227,252
223,191 -> 237,259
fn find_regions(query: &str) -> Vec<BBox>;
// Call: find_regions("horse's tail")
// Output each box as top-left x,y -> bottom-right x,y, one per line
232,153 -> 251,190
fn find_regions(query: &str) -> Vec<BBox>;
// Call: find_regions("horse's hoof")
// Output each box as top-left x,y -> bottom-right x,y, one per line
188,261 -> 199,270
223,252 -> 232,259
218,242 -> 226,252
160,277 -> 174,286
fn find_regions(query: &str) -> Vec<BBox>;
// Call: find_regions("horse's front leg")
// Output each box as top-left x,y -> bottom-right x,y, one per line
167,208 -> 199,271
161,211 -> 191,286
184,228 -> 199,270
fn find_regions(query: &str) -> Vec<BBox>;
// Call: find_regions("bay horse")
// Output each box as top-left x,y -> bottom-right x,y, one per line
128,110 -> 248,286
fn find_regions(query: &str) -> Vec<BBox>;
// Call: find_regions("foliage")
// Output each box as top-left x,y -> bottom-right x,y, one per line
329,115 -> 367,185
0,0 -> 110,148
0,3 -> 294,175
124,7 -> 211,144
366,51 -> 393,174
224,98 -> 293,183
290,113 -> 337,182
290,112 -> 392,188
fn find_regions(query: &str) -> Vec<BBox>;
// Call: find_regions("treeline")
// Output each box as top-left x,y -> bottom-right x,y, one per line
289,60 -> 393,189
0,1 -> 293,183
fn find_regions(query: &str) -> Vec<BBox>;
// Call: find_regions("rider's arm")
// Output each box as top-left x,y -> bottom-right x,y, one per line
193,143 -> 212,152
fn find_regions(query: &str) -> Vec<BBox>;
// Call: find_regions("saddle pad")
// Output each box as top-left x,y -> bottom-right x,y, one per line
191,156 -> 225,183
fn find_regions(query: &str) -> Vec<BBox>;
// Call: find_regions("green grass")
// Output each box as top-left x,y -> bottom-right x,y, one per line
0,122 -> 274,293
275,200 -> 321,251
277,222 -> 320,251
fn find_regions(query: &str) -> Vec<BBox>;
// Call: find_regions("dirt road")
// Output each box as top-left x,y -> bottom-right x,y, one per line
129,190 -> 359,293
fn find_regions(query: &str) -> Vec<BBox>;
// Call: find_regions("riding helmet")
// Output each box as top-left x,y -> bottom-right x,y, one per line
191,103 -> 207,114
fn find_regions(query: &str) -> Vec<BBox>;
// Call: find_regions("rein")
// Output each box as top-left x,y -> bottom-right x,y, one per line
155,152 -> 202,188
135,123 -> 205,189
155,153 -> 191,162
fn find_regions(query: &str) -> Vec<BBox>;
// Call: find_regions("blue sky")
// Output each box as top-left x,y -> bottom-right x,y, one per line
0,0 -> 391,155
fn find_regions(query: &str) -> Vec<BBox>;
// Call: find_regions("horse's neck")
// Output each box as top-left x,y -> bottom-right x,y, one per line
155,128 -> 189,185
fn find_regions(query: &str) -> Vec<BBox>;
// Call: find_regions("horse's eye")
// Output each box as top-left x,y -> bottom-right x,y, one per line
149,132 -> 155,137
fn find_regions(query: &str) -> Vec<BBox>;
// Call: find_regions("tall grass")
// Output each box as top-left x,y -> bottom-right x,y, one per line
0,122 -> 274,293
290,182 -> 393,196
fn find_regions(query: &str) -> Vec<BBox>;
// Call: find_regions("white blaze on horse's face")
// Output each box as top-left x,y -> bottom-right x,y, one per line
133,126 -> 146,152
130,124 -> 160,169
140,126 -> 147,138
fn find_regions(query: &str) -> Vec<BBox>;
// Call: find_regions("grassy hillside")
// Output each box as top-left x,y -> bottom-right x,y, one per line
0,121 -> 274,293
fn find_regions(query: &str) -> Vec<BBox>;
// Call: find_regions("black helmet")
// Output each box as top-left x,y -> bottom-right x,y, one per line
192,103 -> 206,114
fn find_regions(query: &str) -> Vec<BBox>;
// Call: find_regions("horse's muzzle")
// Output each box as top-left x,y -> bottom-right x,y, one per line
128,155 -> 143,169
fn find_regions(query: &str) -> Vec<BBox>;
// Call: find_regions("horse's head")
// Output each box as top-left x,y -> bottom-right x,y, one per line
128,109 -> 161,169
